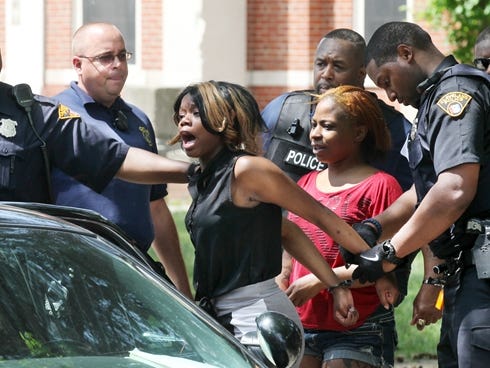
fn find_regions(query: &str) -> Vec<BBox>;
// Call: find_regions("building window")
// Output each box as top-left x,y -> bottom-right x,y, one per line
364,0 -> 406,41
82,0 -> 136,63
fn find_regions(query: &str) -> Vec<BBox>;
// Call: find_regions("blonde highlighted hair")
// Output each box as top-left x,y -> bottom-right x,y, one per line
169,81 -> 265,155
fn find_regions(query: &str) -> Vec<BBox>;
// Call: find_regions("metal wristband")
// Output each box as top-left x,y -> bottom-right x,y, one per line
422,276 -> 445,287
327,279 -> 353,293
361,218 -> 382,236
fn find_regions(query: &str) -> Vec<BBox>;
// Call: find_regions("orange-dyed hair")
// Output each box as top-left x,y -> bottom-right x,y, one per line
313,85 -> 391,163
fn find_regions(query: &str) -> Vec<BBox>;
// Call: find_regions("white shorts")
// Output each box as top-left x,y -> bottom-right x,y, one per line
213,278 -> 304,367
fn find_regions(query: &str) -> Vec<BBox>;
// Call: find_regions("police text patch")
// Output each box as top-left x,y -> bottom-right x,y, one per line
436,92 -> 472,117
284,149 -> 325,171
58,104 -> 81,120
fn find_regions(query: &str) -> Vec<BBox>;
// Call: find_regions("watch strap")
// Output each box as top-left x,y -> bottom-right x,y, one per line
382,240 -> 404,265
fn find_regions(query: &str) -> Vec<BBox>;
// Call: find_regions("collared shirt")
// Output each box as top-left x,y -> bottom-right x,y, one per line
408,56 -> 490,217
51,82 -> 166,251
0,81 -> 128,203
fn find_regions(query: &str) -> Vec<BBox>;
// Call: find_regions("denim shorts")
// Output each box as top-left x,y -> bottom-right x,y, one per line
303,305 -> 396,367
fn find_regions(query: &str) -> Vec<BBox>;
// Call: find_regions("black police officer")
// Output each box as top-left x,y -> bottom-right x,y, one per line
352,22 -> 490,367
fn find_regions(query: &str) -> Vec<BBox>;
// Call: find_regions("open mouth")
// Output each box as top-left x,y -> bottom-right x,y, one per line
179,131 -> 196,150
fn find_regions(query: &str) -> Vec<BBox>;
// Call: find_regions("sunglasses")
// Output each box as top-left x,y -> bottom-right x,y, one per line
78,51 -> 133,67
473,57 -> 490,71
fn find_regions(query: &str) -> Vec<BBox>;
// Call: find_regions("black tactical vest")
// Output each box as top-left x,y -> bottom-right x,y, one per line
264,91 -> 325,182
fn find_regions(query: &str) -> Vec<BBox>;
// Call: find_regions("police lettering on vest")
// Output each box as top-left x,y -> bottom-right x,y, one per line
264,91 -> 324,182
284,148 -> 324,172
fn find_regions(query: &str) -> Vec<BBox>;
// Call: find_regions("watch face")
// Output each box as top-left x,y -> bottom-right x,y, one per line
382,241 -> 403,265
382,242 -> 393,256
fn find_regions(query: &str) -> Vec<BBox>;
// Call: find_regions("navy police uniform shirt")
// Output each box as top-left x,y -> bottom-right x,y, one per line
0,81 -> 129,203
408,56 -> 490,218
261,90 -> 413,190
51,82 -> 167,251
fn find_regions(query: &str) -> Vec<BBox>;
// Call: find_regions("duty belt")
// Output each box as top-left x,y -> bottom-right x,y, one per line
434,218 -> 490,280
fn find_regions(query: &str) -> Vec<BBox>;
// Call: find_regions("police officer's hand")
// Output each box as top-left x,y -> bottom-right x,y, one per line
338,245 -> 359,267
352,244 -> 394,283
410,284 -> 443,331
340,221 -> 381,267
352,221 -> 379,247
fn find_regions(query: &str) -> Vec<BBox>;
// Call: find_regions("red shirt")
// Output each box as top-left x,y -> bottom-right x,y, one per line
288,170 -> 402,330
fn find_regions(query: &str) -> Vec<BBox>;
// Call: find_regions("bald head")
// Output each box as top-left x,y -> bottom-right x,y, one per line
72,22 -> 129,107
72,22 -> 124,57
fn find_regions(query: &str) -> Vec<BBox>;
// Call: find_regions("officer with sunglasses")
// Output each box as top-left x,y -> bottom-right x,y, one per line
474,26 -> 490,74
50,22 -> 192,298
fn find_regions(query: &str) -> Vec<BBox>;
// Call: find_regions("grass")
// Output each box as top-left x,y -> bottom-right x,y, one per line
160,208 -> 440,360
393,252 -> 440,360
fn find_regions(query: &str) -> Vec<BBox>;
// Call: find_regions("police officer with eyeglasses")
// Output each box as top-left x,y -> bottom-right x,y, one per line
50,22 -> 192,298
474,26 -> 490,74
0,47 -> 189,203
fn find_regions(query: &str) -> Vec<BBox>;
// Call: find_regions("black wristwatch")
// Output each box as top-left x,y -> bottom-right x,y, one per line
382,240 -> 404,265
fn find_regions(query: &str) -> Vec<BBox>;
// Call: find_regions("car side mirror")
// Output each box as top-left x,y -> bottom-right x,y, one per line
241,311 -> 302,368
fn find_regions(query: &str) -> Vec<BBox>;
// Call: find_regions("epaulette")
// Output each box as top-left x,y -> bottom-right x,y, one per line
34,94 -> 58,107
435,64 -> 490,118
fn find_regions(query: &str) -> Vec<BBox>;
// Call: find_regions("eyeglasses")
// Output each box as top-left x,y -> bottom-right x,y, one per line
473,57 -> 490,71
78,51 -> 133,67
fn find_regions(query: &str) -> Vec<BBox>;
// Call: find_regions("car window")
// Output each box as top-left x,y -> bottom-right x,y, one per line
0,228 -> 257,368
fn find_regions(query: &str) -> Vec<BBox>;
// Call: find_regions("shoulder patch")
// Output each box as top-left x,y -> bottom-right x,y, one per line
436,92 -> 472,117
58,104 -> 80,120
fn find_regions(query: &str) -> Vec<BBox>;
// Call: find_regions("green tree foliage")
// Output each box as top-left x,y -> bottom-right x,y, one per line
422,0 -> 490,63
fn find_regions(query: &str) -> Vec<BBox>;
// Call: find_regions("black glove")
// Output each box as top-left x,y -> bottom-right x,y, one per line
390,250 -> 418,306
340,220 -> 381,267
352,243 -> 387,283
338,245 -> 359,267
353,221 -> 380,247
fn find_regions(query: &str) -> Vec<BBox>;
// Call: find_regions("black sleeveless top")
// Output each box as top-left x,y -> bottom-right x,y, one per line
186,148 -> 282,300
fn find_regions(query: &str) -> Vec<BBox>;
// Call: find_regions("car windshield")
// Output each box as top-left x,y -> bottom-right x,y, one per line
0,227 -> 258,368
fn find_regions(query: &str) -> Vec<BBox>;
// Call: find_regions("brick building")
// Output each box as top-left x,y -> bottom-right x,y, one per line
0,0 -> 451,144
